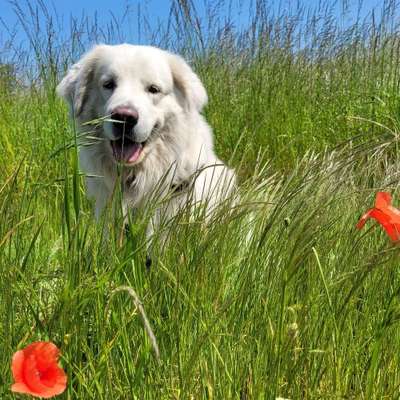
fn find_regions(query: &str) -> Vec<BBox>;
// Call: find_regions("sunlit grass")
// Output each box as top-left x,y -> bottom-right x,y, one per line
1,0 -> 400,398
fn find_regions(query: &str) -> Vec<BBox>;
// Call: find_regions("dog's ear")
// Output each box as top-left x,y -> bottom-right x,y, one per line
57,45 -> 105,117
167,53 -> 208,112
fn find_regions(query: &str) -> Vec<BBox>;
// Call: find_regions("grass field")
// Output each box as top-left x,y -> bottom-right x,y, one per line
1,0 -> 400,398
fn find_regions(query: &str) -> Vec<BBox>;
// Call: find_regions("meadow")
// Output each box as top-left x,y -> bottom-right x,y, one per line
1,0 -> 400,398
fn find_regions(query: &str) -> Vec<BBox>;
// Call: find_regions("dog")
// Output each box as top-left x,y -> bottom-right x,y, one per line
57,44 -> 235,231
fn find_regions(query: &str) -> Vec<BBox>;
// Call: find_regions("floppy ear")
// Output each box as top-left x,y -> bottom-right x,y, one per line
167,53 -> 208,112
57,45 -> 104,117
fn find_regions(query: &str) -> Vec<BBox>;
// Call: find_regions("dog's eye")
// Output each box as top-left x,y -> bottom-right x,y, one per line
103,79 -> 116,90
147,84 -> 161,94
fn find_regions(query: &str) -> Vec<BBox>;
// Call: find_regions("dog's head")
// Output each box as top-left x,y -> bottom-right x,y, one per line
57,44 -> 208,165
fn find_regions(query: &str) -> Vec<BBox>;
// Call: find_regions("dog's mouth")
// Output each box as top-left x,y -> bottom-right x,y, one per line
110,137 -> 146,165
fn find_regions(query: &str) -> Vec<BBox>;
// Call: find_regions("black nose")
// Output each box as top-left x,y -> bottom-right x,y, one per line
111,107 -> 139,138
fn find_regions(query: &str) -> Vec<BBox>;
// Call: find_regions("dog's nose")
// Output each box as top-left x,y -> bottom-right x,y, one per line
111,107 -> 139,138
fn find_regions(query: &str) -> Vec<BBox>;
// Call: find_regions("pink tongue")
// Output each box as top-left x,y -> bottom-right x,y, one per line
125,142 -> 143,163
113,141 -> 143,163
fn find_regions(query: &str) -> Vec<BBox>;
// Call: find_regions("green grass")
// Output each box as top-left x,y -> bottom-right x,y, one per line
2,0 -> 400,398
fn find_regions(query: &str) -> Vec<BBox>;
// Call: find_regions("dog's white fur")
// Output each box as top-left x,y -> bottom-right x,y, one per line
57,44 -> 235,225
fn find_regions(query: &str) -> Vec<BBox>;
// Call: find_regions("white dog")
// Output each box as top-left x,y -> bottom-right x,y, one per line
57,44 -> 235,228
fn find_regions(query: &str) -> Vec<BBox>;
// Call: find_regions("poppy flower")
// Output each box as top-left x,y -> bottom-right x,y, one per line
11,341 -> 67,398
356,191 -> 400,242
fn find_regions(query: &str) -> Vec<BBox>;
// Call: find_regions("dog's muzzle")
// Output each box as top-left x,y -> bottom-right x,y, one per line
110,107 -> 145,165
111,107 -> 139,139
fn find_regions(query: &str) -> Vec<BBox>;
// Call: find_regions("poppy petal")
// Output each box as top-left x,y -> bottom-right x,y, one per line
34,342 -> 60,372
11,350 -> 25,383
41,380 -> 68,398
375,192 -> 392,210
11,382 -> 36,395
41,364 -> 67,388
366,208 -> 400,241
387,205 -> 400,222
10,341 -> 67,398
22,354 -> 50,394
356,209 -> 373,230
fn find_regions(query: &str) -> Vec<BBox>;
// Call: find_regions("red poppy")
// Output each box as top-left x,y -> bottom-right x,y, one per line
11,341 -> 67,398
356,192 -> 400,242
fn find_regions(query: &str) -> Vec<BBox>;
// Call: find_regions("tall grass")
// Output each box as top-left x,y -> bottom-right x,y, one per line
1,0 -> 400,398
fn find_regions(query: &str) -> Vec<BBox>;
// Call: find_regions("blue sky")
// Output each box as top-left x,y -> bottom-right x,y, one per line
2,0 -> 384,32
0,0 -> 386,53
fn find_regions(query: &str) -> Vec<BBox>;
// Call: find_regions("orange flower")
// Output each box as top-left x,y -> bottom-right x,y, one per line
356,192 -> 400,242
11,341 -> 67,398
